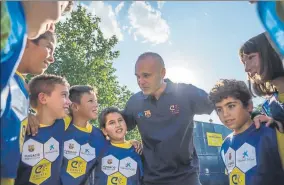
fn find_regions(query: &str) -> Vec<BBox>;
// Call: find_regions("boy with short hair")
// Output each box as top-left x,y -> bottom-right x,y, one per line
94,107 -> 143,185
209,79 -> 284,185
15,74 -> 71,185
1,1 -> 73,116
61,86 -> 142,185
1,31 -> 57,185
60,85 -> 107,185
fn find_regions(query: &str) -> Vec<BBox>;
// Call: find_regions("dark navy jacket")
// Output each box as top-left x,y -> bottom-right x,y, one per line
124,79 -> 213,185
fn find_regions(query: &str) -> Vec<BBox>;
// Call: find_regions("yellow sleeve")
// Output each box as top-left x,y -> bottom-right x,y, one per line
63,115 -> 72,131
276,129 -> 284,170
1,178 -> 15,185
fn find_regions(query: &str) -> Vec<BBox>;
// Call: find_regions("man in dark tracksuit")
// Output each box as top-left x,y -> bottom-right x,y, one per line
123,52 -> 274,185
124,52 -> 214,185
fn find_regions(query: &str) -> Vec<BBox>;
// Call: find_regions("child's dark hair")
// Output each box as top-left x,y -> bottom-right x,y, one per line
69,85 -> 97,104
209,79 -> 252,108
29,74 -> 69,108
98,107 -> 124,129
31,31 -> 56,45
239,32 -> 284,96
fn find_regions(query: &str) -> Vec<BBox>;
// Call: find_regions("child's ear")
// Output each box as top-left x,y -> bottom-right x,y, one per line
247,100 -> 254,113
71,103 -> 78,111
102,128 -> 108,136
38,92 -> 47,105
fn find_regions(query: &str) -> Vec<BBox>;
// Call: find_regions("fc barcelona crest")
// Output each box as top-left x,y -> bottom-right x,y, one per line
107,159 -> 113,164
28,145 -> 35,152
144,110 -> 151,118
69,143 -> 74,150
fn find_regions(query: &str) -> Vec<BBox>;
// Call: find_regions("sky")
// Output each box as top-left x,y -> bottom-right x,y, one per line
64,1 -> 266,124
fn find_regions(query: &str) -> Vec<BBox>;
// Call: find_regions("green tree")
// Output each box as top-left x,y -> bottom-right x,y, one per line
46,5 -> 141,140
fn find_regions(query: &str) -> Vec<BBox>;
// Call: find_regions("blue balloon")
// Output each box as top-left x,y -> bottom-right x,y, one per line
257,1 -> 284,56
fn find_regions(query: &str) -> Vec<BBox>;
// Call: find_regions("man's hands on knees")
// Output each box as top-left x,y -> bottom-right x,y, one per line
26,113 -> 40,136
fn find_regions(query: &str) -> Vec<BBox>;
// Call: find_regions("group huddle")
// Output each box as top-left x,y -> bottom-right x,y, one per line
1,1 -> 284,185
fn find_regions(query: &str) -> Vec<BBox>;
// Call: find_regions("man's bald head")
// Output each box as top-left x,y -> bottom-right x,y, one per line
136,52 -> 165,69
135,52 -> 166,96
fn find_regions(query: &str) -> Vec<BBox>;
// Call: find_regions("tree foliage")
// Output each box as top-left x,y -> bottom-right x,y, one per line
254,104 -> 263,113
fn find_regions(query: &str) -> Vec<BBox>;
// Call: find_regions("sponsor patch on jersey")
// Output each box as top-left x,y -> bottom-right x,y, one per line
22,139 -> 44,166
64,139 -> 80,160
67,156 -> 87,178
119,157 -> 137,178
229,167 -> 245,185
107,172 -> 127,185
44,137 -> 60,162
29,159 -> 51,184
236,143 -> 257,173
102,155 -> 119,176
225,147 -> 236,173
80,143 -> 96,162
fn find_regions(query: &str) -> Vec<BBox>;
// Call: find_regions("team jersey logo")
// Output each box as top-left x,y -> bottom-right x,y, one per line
107,172 -> 127,185
80,143 -> 96,162
102,155 -> 138,184
64,140 -> 97,179
144,110 -> 151,118
236,143 -> 257,173
67,156 -> 87,178
223,142 -> 257,185
22,139 -> 44,166
64,139 -> 80,160
28,145 -> 35,152
229,167 -> 245,185
224,147 -> 236,173
44,137 -> 59,162
102,155 -> 119,176
137,112 -> 144,118
69,143 -> 74,149
22,137 -> 60,167
108,159 -> 113,164
119,157 -> 137,178
170,104 -> 180,114
29,159 -> 51,185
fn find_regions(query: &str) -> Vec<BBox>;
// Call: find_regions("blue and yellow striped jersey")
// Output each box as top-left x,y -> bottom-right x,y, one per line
1,1 -> 27,117
1,72 -> 29,179
221,124 -> 284,185
60,122 -> 107,185
94,141 -> 143,185
15,117 -> 71,185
